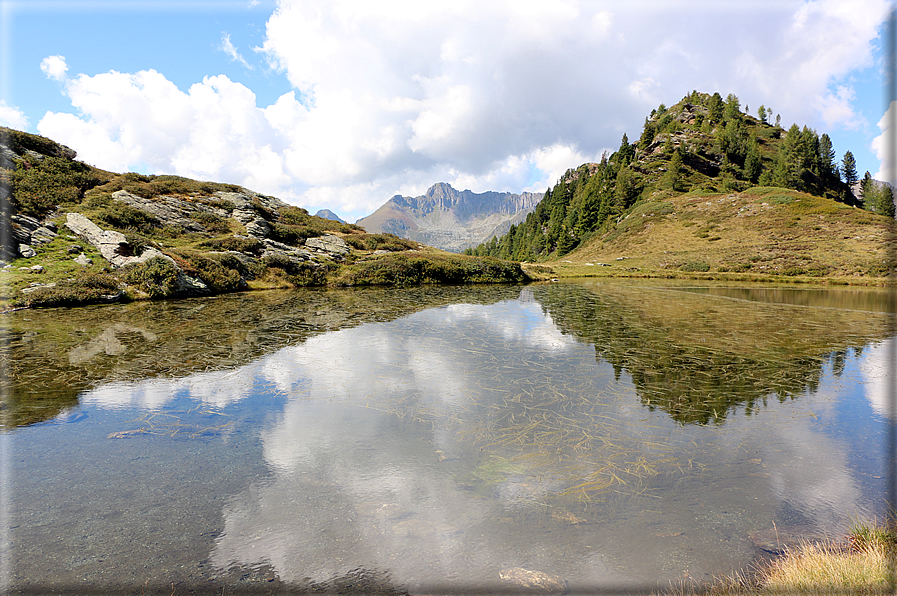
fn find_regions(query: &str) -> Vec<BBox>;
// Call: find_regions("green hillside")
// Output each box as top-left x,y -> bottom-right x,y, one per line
0,128 -> 526,310
466,91 -> 895,283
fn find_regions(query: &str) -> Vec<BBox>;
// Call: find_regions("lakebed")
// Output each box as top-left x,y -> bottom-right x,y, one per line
4,279 -> 895,594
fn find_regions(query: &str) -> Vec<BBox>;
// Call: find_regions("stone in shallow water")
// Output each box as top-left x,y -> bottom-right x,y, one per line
499,567 -> 568,593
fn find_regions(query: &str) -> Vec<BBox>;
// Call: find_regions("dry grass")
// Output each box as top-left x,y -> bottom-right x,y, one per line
549,188 -> 896,285
661,522 -> 896,595
757,541 -> 891,595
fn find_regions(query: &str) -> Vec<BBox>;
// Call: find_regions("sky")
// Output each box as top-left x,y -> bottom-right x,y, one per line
0,0 -> 894,223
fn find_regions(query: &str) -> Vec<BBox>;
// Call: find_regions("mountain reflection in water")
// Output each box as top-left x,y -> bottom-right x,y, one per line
7,280 -> 894,594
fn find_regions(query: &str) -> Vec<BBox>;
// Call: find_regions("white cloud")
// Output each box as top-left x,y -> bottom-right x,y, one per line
35,0 -> 892,221
871,100 -> 895,183
817,85 -> 863,130
861,337 -> 897,420
220,33 -> 252,69
40,55 -> 68,82
0,101 -> 28,130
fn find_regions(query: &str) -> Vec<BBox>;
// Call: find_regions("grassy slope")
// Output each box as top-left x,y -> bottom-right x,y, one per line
1,128 -> 527,309
539,187 -> 894,284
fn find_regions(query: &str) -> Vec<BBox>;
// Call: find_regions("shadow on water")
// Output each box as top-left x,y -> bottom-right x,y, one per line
1,285 -> 524,427
532,280 -> 894,424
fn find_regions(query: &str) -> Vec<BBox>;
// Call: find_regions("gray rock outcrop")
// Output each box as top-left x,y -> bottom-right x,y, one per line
305,234 -> 349,259
11,214 -> 57,247
112,190 -> 210,233
232,208 -> 271,238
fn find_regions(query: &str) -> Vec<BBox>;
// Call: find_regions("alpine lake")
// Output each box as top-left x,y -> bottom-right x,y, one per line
3,279 -> 895,595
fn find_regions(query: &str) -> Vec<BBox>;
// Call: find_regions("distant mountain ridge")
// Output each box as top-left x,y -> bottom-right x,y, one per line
356,183 -> 542,252
314,209 -> 346,223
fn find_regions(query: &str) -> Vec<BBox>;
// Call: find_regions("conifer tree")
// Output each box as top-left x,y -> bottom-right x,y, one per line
744,137 -> 762,183
861,171 -> 874,208
841,151 -> 858,186
639,117 -> 656,149
617,133 -> 635,167
724,94 -> 741,120
819,133 -> 836,179
875,185 -> 896,217
708,93 -> 724,122
757,105 -> 767,123
663,148 -> 683,191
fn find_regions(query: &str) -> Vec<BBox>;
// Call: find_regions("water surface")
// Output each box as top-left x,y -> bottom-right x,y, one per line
4,280 -> 895,594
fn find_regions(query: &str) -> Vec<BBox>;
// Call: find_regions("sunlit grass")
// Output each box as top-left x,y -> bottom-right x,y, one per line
662,520 -> 897,595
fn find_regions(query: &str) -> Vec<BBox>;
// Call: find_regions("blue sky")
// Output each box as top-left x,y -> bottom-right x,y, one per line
1,0 -> 894,222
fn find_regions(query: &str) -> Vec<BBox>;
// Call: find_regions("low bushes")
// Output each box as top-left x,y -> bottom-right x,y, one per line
120,257 -> 181,298
11,272 -> 122,308
197,235 -> 264,255
343,233 -> 418,252
168,249 -> 244,294
12,156 -> 105,217
330,253 -> 528,286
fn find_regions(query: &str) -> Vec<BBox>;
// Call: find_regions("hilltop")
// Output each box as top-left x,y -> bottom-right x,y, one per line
467,91 -> 895,284
0,128 -> 527,309
356,182 -> 542,252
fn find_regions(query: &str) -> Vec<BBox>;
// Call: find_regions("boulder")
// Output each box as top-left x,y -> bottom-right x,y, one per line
499,567 -> 568,593
74,253 -> 93,266
18,244 -> 36,258
305,234 -> 349,259
65,212 -> 154,268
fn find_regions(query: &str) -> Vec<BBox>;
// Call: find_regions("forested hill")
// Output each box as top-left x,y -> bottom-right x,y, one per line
466,91 -> 895,262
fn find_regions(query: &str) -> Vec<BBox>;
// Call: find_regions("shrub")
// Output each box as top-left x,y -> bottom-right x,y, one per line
189,211 -> 231,234
121,257 -> 180,298
680,260 -> 711,272
269,222 -> 320,245
261,252 -> 295,272
197,235 -> 264,255
11,272 -> 122,308
287,262 -> 329,286
94,202 -> 161,234
12,156 -> 102,217
278,205 -> 311,225
331,253 -> 527,286
87,173 -> 242,201
343,233 -> 417,251
168,249 -> 243,293
206,252 -> 265,281
206,198 -> 235,212
123,232 -> 153,255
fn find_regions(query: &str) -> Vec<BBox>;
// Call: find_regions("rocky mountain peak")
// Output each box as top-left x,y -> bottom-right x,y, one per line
356,183 -> 543,252
425,182 -> 459,200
